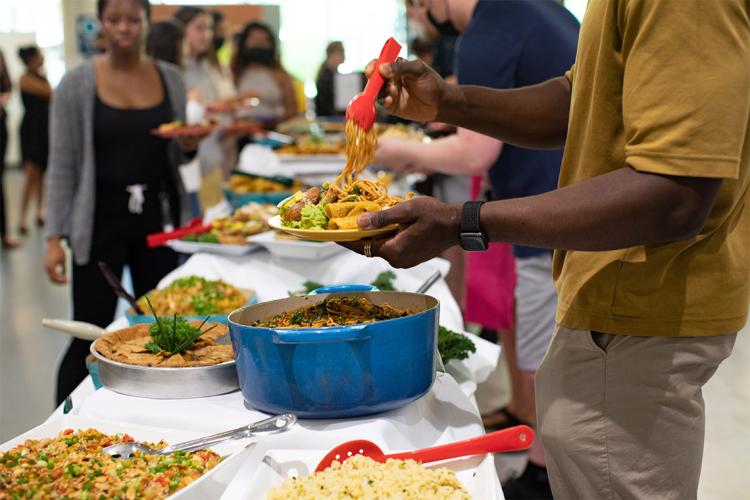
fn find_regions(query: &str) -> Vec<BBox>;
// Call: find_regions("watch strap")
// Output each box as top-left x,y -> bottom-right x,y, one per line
460,201 -> 485,234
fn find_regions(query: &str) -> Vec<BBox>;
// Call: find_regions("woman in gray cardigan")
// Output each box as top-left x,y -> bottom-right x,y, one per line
44,0 -> 192,404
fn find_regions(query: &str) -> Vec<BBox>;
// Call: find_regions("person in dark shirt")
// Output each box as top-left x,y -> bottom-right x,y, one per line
374,1 -> 579,498
314,41 -> 345,117
45,0 -> 191,405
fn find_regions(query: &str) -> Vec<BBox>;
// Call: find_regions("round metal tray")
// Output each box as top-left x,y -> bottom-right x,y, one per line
89,340 -> 239,399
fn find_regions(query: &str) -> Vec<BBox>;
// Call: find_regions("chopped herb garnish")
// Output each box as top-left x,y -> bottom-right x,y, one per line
143,297 -> 216,356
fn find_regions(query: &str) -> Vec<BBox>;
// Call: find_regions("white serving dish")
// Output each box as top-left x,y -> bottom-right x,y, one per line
248,231 -> 345,260
1,415 -> 254,500
167,239 -> 262,256
228,449 -> 500,500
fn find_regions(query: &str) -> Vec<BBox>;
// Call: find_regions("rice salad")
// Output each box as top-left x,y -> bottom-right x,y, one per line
266,455 -> 470,499
0,428 -> 221,499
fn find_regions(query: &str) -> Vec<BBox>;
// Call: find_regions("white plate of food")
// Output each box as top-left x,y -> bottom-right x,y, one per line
0,415 -> 253,500
167,238 -> 262,257
248,230 -> 345,260
223,449 -> 500,500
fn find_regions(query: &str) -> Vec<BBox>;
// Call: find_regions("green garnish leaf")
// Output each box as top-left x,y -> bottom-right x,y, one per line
438,326 -> 477,364
370,271 -> 397,291
145,296 -> 216,355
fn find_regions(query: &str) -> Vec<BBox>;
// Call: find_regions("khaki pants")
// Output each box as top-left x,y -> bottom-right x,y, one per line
536,326 -> 736,500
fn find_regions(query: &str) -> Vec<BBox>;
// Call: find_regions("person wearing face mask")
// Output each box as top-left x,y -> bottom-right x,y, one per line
314,41 -> 345,118
231,21 -> 298,123
374,1 -> 579,498
407,0 -> 456,81
45,0 -> 192,404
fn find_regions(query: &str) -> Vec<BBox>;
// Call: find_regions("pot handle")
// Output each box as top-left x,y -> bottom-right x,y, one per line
308,284 -> 379,295
272,325 -> 371,344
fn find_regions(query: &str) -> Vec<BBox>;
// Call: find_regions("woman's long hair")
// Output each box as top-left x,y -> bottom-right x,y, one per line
174,5 -> 220,69
146,20 -> 184,67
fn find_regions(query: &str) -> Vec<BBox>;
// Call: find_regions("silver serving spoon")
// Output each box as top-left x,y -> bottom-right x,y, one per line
103,413 -> 296,458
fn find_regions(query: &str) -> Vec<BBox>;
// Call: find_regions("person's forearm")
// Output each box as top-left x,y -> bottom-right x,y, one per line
393,135 -> 493,175
479,167 -> 721,251
437,77 -> 571,149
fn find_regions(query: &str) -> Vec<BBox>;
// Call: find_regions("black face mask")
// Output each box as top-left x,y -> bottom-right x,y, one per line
243,47 -> 274,66
426,4 -> 460,37
213,36 -> 225,52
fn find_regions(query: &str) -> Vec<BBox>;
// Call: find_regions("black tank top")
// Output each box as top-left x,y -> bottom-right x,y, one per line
93,69 -> 173,194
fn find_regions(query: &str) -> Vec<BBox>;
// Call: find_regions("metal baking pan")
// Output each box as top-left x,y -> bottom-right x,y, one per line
89,339 -> 239,399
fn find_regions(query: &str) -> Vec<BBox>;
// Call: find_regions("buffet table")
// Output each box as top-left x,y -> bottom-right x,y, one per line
9,248 -> 505,499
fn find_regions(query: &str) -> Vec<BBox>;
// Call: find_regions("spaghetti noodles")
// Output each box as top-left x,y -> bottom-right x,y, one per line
326,121 -> 409,206
252,296 -> 411,328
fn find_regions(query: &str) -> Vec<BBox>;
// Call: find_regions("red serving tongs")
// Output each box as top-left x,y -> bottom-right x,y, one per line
346,37 -> 402,130
315,425 -> 534,472
146,217 -> 210,248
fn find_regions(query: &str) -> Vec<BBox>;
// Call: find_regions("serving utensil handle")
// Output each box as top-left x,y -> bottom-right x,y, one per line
386,425 -> 534,463
416,271 -> 442,294
158,413 -> 297,454
98,261 -> 145,314
362,37 -> 402,102
42,318 -> 105,341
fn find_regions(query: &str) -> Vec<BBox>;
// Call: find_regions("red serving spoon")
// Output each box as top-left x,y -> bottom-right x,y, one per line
346,37 -> 402,131
315,425 -> 534,473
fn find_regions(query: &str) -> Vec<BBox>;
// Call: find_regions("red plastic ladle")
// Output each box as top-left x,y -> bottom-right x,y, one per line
315,424 -> 534,472
346,37 -> 402,130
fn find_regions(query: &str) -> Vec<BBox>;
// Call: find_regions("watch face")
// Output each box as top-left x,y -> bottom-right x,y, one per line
460,233 -> 488,251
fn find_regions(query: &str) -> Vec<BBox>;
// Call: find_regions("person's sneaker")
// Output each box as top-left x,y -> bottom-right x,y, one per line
502,462 -> 553,500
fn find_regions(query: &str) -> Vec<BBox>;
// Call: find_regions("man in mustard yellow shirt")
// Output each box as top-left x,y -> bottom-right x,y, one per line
345,0 -> 749,497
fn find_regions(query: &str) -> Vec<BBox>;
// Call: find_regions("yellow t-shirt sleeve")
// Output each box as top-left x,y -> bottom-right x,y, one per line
564,65 -> 575,84
621,0 -> 750,179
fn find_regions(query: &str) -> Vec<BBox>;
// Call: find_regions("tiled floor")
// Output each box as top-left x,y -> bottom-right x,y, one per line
1,169 -> 748,497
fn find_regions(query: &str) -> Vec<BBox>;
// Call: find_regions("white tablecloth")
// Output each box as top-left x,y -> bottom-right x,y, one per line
42,249 -> 504,498
70,373 -> 501,499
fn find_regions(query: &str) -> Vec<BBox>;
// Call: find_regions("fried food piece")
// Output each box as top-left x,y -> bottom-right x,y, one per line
281,187 -> 322,222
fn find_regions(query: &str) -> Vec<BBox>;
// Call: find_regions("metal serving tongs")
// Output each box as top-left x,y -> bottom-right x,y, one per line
103,414 -> 297,458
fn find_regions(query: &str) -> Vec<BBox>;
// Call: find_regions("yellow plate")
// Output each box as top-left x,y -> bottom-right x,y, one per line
268,215 -> 398,242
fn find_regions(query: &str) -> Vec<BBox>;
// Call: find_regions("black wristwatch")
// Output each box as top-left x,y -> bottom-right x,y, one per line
459,201 -> 488,251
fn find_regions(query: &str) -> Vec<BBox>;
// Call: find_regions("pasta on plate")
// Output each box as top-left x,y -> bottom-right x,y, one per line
278,121 -> 412,231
